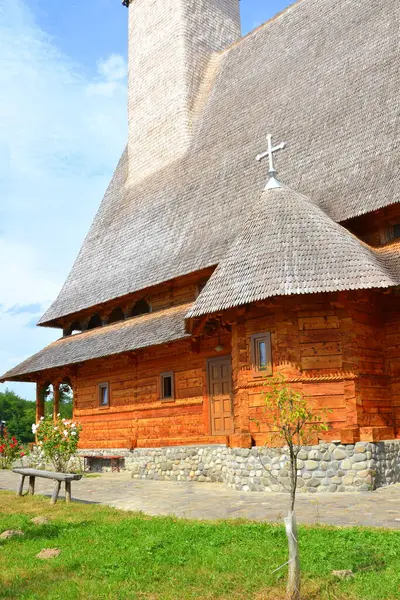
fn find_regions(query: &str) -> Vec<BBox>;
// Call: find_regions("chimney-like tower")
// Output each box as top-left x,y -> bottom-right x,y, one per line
127,0 -> 241,183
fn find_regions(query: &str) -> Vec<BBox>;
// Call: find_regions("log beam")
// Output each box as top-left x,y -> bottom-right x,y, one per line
53,384 -> 60,422
36,383 -> 45,423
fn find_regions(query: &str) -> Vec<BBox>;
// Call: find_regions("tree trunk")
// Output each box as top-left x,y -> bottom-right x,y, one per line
284,510 -> 301,600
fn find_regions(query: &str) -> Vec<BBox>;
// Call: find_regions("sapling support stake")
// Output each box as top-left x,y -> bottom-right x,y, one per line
284,511 -> 301,600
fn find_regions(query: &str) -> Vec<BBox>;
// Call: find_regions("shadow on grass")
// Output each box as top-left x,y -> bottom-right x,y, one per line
18,491 -> 101,505
0,521 -> 89,548
0,563 -> 83,600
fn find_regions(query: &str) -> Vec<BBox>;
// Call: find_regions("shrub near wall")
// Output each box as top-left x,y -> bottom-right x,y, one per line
33,416 -> 82,473
0,428 -> 25,469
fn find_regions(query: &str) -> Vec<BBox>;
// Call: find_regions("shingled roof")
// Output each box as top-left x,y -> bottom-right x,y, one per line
1,304 -> 190,382
38,0 -> 400,326
186,186 -> 399,318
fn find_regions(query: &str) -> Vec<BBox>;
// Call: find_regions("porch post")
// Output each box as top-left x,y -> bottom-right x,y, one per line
53,384 -> 60,422
36,383 -> 45,423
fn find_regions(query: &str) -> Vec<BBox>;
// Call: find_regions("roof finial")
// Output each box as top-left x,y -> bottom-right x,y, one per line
256,133 -> 286,190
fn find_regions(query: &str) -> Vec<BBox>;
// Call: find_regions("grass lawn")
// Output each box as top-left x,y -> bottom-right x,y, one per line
0,492 -> 399,600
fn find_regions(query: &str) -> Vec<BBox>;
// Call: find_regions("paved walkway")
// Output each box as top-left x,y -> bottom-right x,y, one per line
1,470 -> 400,528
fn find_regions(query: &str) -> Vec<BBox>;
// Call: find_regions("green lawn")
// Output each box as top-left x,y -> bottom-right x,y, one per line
0,492 -> 399,600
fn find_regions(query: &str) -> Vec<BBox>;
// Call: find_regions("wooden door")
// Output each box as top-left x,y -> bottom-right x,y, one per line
207,357 -> 233,435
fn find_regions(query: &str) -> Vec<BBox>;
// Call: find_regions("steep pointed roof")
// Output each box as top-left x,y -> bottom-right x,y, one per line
38,0 -> 400,326
186,185 -> 399,318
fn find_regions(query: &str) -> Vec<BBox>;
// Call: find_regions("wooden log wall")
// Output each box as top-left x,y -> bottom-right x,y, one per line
231,295 -> 349,445
231,291 -> 397,446
52,285 -> 398,449
343,292 -> 391,429
75,334 -> 230,449
384,292 -> 400,436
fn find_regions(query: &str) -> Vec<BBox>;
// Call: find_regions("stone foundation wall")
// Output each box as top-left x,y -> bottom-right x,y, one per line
79,440 -> 400,493
374,441 -> 400,487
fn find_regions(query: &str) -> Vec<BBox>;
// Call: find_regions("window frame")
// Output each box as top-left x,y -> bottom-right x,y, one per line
160,371 -> 175,401
98,382 -> 110,408
250,332 -> 272,375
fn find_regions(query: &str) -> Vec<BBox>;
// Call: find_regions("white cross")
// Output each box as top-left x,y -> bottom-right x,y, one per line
256,133 -> 286,189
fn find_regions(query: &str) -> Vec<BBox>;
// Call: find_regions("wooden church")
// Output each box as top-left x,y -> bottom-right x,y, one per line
2,0 -> 400,453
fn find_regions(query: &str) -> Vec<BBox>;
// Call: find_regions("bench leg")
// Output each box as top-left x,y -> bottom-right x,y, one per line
51,480 -> 61,505
65,481 -> 71,503
28,476 -> 35,496
111,458 -> 121,473
18,475 -> 26,496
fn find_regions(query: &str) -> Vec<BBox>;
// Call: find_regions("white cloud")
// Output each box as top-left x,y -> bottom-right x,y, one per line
0,0 -> 127,400
96,53 -> 128,83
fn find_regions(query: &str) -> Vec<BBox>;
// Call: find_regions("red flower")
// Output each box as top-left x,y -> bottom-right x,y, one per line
20,451 -> 25,457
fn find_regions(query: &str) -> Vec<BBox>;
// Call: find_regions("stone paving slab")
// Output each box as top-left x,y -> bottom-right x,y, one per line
1,470 -> 400,528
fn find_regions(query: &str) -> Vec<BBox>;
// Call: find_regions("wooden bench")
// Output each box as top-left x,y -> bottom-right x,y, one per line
13,468 -> 82,505
81,455 -> 124,473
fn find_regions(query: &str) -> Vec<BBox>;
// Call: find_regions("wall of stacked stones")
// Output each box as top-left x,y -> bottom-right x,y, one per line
80,440 -> 400,493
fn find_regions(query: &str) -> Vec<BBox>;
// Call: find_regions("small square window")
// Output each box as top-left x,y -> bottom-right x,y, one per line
160,372 -> 174,401
98,383 -> 109,407
250,332 -> 272,374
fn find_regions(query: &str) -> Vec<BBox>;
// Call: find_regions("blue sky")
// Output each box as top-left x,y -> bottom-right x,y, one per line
0,0 -> 292,401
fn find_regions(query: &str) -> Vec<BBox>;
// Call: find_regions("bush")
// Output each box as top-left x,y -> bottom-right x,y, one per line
0,428 -> 25,469
32,415 -> 82,473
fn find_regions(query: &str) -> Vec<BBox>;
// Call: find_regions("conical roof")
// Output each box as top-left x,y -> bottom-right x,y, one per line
186,185 -> 398,318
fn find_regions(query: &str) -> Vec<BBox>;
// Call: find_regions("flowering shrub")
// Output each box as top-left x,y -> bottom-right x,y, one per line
0,428 -> 25,469
32,415 -> 82,473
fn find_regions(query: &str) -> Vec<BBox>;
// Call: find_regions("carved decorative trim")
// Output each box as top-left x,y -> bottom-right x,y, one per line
234,373 -> 357,391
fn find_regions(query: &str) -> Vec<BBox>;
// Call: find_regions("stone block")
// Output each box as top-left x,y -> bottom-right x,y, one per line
309,450 -> 322,460
353,461 -> 368,471
357,483 -> 371,491
342,475 -> 354,485
314,471 -> 326,478
239,448 -> 251,457
332,449 -> 347,460
306,478 -> 321,487
341,459 -> 352,470
305,460 -> 319,470
351,453 -> 366,463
